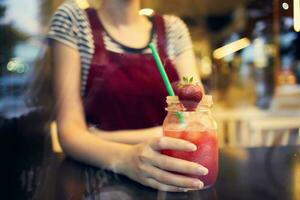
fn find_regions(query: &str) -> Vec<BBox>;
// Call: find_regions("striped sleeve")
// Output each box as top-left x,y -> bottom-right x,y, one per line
47,2 -> 79,49
164,15 -> 193,58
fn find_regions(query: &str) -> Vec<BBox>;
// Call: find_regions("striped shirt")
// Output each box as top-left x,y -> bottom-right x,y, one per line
48,0 -> 193,94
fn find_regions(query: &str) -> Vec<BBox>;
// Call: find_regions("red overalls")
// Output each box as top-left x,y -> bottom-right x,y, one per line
84,9 -> 179,131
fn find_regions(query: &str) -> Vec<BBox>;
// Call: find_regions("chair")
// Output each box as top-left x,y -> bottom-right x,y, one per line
213,106 -> 266,147
249,117 -> 300,147
248,85 -> 300,146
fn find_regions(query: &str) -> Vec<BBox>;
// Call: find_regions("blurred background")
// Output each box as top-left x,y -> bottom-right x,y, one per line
0,0 -> 300,148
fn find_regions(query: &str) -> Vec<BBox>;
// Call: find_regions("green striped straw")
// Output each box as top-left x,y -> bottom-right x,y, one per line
148,43 -> 185,125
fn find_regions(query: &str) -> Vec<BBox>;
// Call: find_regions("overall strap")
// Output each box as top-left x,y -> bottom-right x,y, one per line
85,8 -> 107,64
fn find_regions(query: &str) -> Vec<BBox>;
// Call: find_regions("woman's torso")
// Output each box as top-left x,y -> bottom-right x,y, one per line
48,0 -> 193,130
48,0 -> 193,95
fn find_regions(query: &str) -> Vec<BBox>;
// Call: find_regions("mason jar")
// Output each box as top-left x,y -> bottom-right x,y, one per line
161,95 -> 218,189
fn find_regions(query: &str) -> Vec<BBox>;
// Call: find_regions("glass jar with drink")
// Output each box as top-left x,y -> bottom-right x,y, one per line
161,95 -> 218,189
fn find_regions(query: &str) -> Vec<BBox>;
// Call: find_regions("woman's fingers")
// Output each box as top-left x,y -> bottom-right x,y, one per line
143,151 -> 208,176
140,163 -> 204,190
149,137 -> 196,152
127,137 -> 209,191
145,137 -> 208,175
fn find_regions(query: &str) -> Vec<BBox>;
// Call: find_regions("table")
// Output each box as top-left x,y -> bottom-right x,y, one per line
4,135 -> 300,200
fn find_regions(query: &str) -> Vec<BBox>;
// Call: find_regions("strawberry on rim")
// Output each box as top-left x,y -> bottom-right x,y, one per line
172,76 -> 203,111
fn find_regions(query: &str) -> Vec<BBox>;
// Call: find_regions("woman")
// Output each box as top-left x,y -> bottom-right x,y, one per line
48,0 -> 207,192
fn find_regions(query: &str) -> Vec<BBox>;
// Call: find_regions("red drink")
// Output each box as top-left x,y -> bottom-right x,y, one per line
162,95 -> 218,189
161,129 -> 218,188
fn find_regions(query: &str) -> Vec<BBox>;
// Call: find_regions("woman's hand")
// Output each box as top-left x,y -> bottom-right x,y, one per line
118,137 -> 208,192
